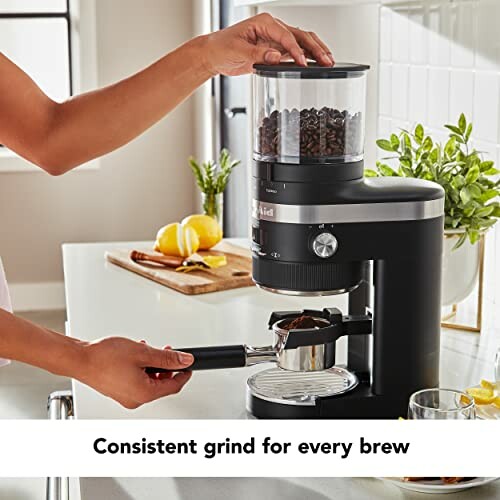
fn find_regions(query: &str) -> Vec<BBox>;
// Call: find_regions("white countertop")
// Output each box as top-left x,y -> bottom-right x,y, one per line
63,239 -> 500,500
63,239 -> 500,420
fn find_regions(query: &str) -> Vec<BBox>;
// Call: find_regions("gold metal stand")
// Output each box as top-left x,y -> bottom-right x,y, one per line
441,235 -> 485,333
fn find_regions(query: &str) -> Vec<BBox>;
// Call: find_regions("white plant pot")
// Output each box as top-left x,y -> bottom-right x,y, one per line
441,229 -> 481,307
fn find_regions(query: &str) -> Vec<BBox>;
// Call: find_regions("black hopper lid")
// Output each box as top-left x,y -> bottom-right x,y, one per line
253,62 -> 370,79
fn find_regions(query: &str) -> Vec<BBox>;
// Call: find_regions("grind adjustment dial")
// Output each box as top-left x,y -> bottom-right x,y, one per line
312,232 -> 338,258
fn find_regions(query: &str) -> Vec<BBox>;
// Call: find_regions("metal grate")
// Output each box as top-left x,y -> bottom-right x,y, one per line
247,366 -> 358,406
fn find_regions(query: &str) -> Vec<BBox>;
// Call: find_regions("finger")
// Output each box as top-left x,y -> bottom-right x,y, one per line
258,16 -> 306,66
143,345 -> 194,371
151,371 -> 192,398
309,31 -> 335,63
286,26 -> 332,66
251,45 -> 282,65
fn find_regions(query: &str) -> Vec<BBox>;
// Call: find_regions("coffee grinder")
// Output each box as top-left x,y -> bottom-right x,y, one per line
147,63 -> 444,419
247,62 -> 444,418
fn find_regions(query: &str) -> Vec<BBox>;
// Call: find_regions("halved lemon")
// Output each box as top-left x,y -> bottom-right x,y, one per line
181,214 -> 222,250
155,223 -> 199,258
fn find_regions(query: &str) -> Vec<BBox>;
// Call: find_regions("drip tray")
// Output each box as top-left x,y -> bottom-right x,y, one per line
247,367 -> 358,406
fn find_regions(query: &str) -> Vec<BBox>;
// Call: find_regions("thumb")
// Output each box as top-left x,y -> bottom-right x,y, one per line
252,46 -> 281,65
146,346 -> 194,371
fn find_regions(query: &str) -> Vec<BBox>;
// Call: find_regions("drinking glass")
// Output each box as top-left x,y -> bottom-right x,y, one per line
495,348 -> 500,383
408,389 -> 476,420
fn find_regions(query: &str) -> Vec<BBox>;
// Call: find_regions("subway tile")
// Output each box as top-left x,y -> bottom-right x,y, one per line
408,66 -> 428,125
473,71 -> 499,143
380,7 -> 392,63
472,140 -> 498,161
408,6 -> 427,65
376,117 -> 393,160
427,2 -> 451,67
475,0 -> 500,71
449,69 -> 474,125
391,8 -> 410,63
428,68 -> 450,129
378,63 -> 392,117
391,64 -> 409,121
450,0 -> 475,69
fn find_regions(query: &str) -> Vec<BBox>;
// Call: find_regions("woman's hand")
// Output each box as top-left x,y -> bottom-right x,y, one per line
201,12 -> 334,77
77,337 -> 194,409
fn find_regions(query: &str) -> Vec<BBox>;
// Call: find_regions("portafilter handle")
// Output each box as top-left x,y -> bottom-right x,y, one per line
144,345 -> 276,374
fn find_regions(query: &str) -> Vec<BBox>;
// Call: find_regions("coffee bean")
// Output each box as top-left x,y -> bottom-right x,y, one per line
258,107 -> 362,160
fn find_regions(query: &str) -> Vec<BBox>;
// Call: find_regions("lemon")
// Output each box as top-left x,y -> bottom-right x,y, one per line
480,379 -> 497,391
155,223 -> 199,258
203,255 -> 227,269
493,397 -> 500,409
466,387 -> 496,405
181,214 -> 222,250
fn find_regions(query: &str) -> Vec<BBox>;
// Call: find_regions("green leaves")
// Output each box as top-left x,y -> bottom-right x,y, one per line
369,114 -> 500,246
189,149 -> 240,195
376,139 -> 396,152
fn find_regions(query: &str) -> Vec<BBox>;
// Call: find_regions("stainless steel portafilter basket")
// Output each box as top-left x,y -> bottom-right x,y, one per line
145,308 -> 371,375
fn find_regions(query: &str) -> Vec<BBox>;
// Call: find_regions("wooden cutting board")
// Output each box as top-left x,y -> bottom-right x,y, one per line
105,241 -> 254,295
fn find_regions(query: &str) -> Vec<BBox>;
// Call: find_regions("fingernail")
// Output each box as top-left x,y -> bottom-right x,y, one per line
178,352 -> 194,364
328,53 -> 335,63
300,54 -> 307,66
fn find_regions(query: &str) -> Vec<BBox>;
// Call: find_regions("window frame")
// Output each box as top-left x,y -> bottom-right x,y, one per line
0,0 -> 99,173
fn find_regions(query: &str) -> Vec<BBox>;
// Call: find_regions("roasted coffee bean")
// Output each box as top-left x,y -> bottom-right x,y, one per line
258,107 -> 362,160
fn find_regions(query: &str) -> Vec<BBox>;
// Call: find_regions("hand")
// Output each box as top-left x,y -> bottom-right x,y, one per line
77,337 -> 194,409
201,13 -> 334,77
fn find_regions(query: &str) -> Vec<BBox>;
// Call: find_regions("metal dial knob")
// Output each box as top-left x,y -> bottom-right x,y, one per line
312,232 -> 338,259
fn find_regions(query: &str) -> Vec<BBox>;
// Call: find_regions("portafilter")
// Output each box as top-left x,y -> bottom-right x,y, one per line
145,308 -> 371,374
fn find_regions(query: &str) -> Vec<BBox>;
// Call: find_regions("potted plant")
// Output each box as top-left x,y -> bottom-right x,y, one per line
189,149 -> 240,227
366,114 -> 500,306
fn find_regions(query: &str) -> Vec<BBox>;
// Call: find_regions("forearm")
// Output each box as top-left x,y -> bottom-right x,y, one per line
44,36 -> 212,173
0,307 -> 86,379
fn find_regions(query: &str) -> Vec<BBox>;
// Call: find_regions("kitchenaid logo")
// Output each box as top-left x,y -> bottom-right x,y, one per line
258,205 -> 274,218
265,188 -> 278,194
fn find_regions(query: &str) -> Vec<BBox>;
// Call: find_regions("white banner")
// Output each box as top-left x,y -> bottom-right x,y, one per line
1,420 -> 499,477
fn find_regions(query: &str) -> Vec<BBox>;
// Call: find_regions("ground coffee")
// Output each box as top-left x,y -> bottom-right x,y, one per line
285,315 -> 324,330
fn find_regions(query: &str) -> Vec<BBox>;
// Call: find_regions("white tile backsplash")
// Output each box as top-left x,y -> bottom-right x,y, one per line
475,0 -> 500,71
450,0 -> 476,69
379,1 -> 500,154
428,67 -> 450,129
408,6 -> 427,65
473,71 -> 499,143
391,64 -> 409,120
391,8 -> 410,63
378,63 -> 392,116
449,69 -> 474,124
408,65 -> 428,125
378,1 -> 500,314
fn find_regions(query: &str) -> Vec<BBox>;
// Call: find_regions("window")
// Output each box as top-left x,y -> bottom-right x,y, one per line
0,0 -> 98,171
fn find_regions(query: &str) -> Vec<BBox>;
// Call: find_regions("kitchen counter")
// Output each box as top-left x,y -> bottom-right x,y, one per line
63,239 -> 500,499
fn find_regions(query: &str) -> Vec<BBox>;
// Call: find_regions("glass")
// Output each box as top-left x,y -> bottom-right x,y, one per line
408,389 -> 476,420
253,64 -> 368,164
0,18 -> 70,101
0,0 -> 67,13
202,192 -> 223,227
495,348 -> 500,383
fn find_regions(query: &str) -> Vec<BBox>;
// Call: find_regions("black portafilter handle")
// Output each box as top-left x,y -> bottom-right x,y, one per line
144,345 -> 247,374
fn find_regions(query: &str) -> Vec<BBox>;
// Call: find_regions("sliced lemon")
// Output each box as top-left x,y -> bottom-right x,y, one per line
155,223 -> 199,258
466,387 -> 496,405
203,255 -> 227,269
480,379 -> 497,391
182,214 -> 223,250
493,397 -> 500,409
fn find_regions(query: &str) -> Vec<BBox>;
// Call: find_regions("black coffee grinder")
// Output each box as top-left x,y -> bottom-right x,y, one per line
147,63 -> 444,419
247,63 -> 444,418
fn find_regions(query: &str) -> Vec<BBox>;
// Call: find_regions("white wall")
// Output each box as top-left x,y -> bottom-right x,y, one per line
378,0 -> 500,317
0,0 -> 196,289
